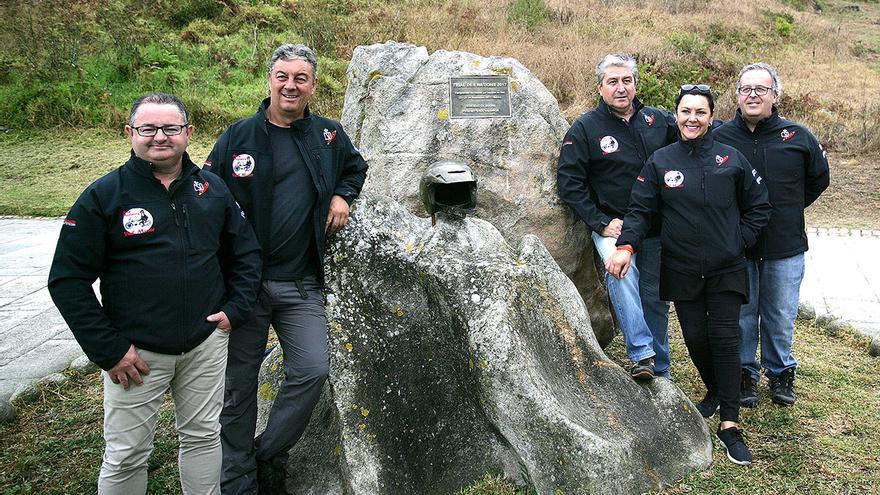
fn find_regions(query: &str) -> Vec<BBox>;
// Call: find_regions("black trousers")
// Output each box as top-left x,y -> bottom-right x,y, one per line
675,290 -> 744,423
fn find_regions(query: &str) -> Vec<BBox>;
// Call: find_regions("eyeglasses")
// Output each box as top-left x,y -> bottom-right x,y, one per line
737,86 -> 772,96
681,84 -> 711,92
130,124 -> 189,137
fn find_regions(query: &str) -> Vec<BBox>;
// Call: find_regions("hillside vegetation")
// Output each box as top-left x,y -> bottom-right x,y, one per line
1,0 -> 879,149
1,0 -> 879,222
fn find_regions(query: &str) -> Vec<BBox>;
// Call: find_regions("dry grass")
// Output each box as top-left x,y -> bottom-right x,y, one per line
340,0 -> 880,152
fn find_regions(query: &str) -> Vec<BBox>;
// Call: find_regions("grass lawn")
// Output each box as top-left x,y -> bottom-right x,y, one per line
2,317 -> 877,494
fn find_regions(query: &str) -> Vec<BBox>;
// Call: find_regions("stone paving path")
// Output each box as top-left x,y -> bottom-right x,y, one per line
0,218 -> 878,420
0,218 -> 85,420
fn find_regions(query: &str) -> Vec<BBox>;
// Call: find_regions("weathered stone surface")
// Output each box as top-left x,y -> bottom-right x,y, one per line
869,337 -> 880,357
797,301 -> 816,321
340,41 -> 614,345
259,194 -> 712,494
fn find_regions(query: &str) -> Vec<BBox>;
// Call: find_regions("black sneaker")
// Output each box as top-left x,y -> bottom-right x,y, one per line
630,357 -> 655,381
740,369 -> 758,408
696,393 -> 720,418
257,456 -> 288,494
769,368 -> 796,406
716,426 -> 753,466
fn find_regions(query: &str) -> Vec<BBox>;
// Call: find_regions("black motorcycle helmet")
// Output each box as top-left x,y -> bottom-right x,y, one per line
419,160 -> 477,216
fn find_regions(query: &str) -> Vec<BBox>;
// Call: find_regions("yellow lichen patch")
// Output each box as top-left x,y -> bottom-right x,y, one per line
390,304 -> 404,317
361,408 -> 370,417
490,66 -> 512,76
511,80 -> 521,91
368,70 -> 383,83
404,242 -> 423,253
471,59 -> 482,67
258,383 -> 277,400
468,358 -> 475,370
366,432 -> 376,443
479,360 -> 489,370
352,404 -> 359,410
358,423 -> 367,431
334,445 -> 342,456
437,109 -> 449,120
329,321 -> 344,335
345,342 -> 353,351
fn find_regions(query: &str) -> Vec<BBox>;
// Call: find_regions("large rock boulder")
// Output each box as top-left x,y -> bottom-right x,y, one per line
259,193 -> 712,494
340,41 -> 614,345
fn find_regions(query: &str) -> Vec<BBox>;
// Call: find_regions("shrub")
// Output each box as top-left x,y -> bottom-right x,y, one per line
507,0 -> 549,29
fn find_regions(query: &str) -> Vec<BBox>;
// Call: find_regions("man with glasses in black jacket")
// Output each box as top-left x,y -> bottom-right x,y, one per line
715,62 -> 830,408
49,93 -> 262,494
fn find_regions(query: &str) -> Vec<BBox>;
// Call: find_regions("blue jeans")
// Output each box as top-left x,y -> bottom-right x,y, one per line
739,254 -> 804,380
593,233 -> 671,376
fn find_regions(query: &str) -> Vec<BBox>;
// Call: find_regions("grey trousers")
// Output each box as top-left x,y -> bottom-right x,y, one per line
220,278 -> 329,494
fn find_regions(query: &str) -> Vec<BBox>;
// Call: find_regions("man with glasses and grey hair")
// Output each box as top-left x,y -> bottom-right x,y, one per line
557,53 -> 677,381
204,43 -> 368,493
715,62 -> 829,408
49,93 -> 262,494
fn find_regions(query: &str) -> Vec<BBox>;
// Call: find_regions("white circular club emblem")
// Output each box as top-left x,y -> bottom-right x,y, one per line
664,170 -> 685,188
599,135 -> 619,154
232,154 -> 256,177
122,208 -> 154,235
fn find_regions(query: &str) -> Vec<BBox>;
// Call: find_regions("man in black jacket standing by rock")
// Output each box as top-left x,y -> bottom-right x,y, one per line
715,62 -> 830,408
557,53 -> 677,380
49,93 -> 262,494
204,44 -> 368,494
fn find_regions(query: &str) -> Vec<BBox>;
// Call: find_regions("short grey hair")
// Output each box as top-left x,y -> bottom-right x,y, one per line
267,44 -> 318,79
128,93 -> 188,126
595,53 -> 638,86
736,62 -> 783,97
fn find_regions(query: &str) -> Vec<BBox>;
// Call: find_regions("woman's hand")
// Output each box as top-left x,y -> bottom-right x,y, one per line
605,248 -> 633,280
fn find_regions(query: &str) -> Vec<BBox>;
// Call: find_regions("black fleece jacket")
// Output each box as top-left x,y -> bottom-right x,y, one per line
557,97 -> 677,234
617,131 -> 772,278
714,108 -> 829,260
48,152 -> 262,370
204,99 -> 368,283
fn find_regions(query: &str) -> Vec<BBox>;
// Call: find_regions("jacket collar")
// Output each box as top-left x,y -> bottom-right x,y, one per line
125,150 -> 198,184
596,96 -> 645,123
732,106 -> 781,133
679,127 -> 715,156
257,97 -> 313,134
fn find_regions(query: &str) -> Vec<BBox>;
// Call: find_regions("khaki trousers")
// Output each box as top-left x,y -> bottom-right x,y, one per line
98,329 -> 229,495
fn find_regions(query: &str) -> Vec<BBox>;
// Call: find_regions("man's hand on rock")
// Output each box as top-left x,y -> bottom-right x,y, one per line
326,195 -> 350,235
108,344 -> 150,390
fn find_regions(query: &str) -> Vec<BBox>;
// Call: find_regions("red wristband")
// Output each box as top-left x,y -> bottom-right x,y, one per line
616,245 -> 634,254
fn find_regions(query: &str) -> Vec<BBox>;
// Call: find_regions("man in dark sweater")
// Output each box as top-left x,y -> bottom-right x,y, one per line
715,62 -> 830,408
49,93 -> 262,494
204,44 -> 368,494
557,53 -> 677,380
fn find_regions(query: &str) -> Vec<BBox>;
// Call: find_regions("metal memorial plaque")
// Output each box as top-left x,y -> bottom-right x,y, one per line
449,75 -> 511,119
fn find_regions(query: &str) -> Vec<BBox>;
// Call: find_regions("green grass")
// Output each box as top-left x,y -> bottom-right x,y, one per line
0,129 -> 216,216
2,318 -> 878,494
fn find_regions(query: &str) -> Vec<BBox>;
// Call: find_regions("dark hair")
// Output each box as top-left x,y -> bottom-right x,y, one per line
128,93 -> 188,126
675,84 -> 715,113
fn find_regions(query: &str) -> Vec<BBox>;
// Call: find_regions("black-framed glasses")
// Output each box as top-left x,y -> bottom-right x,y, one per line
737,85 -> 771,96
681,84 -> 711,92
130,124 -> 189,137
